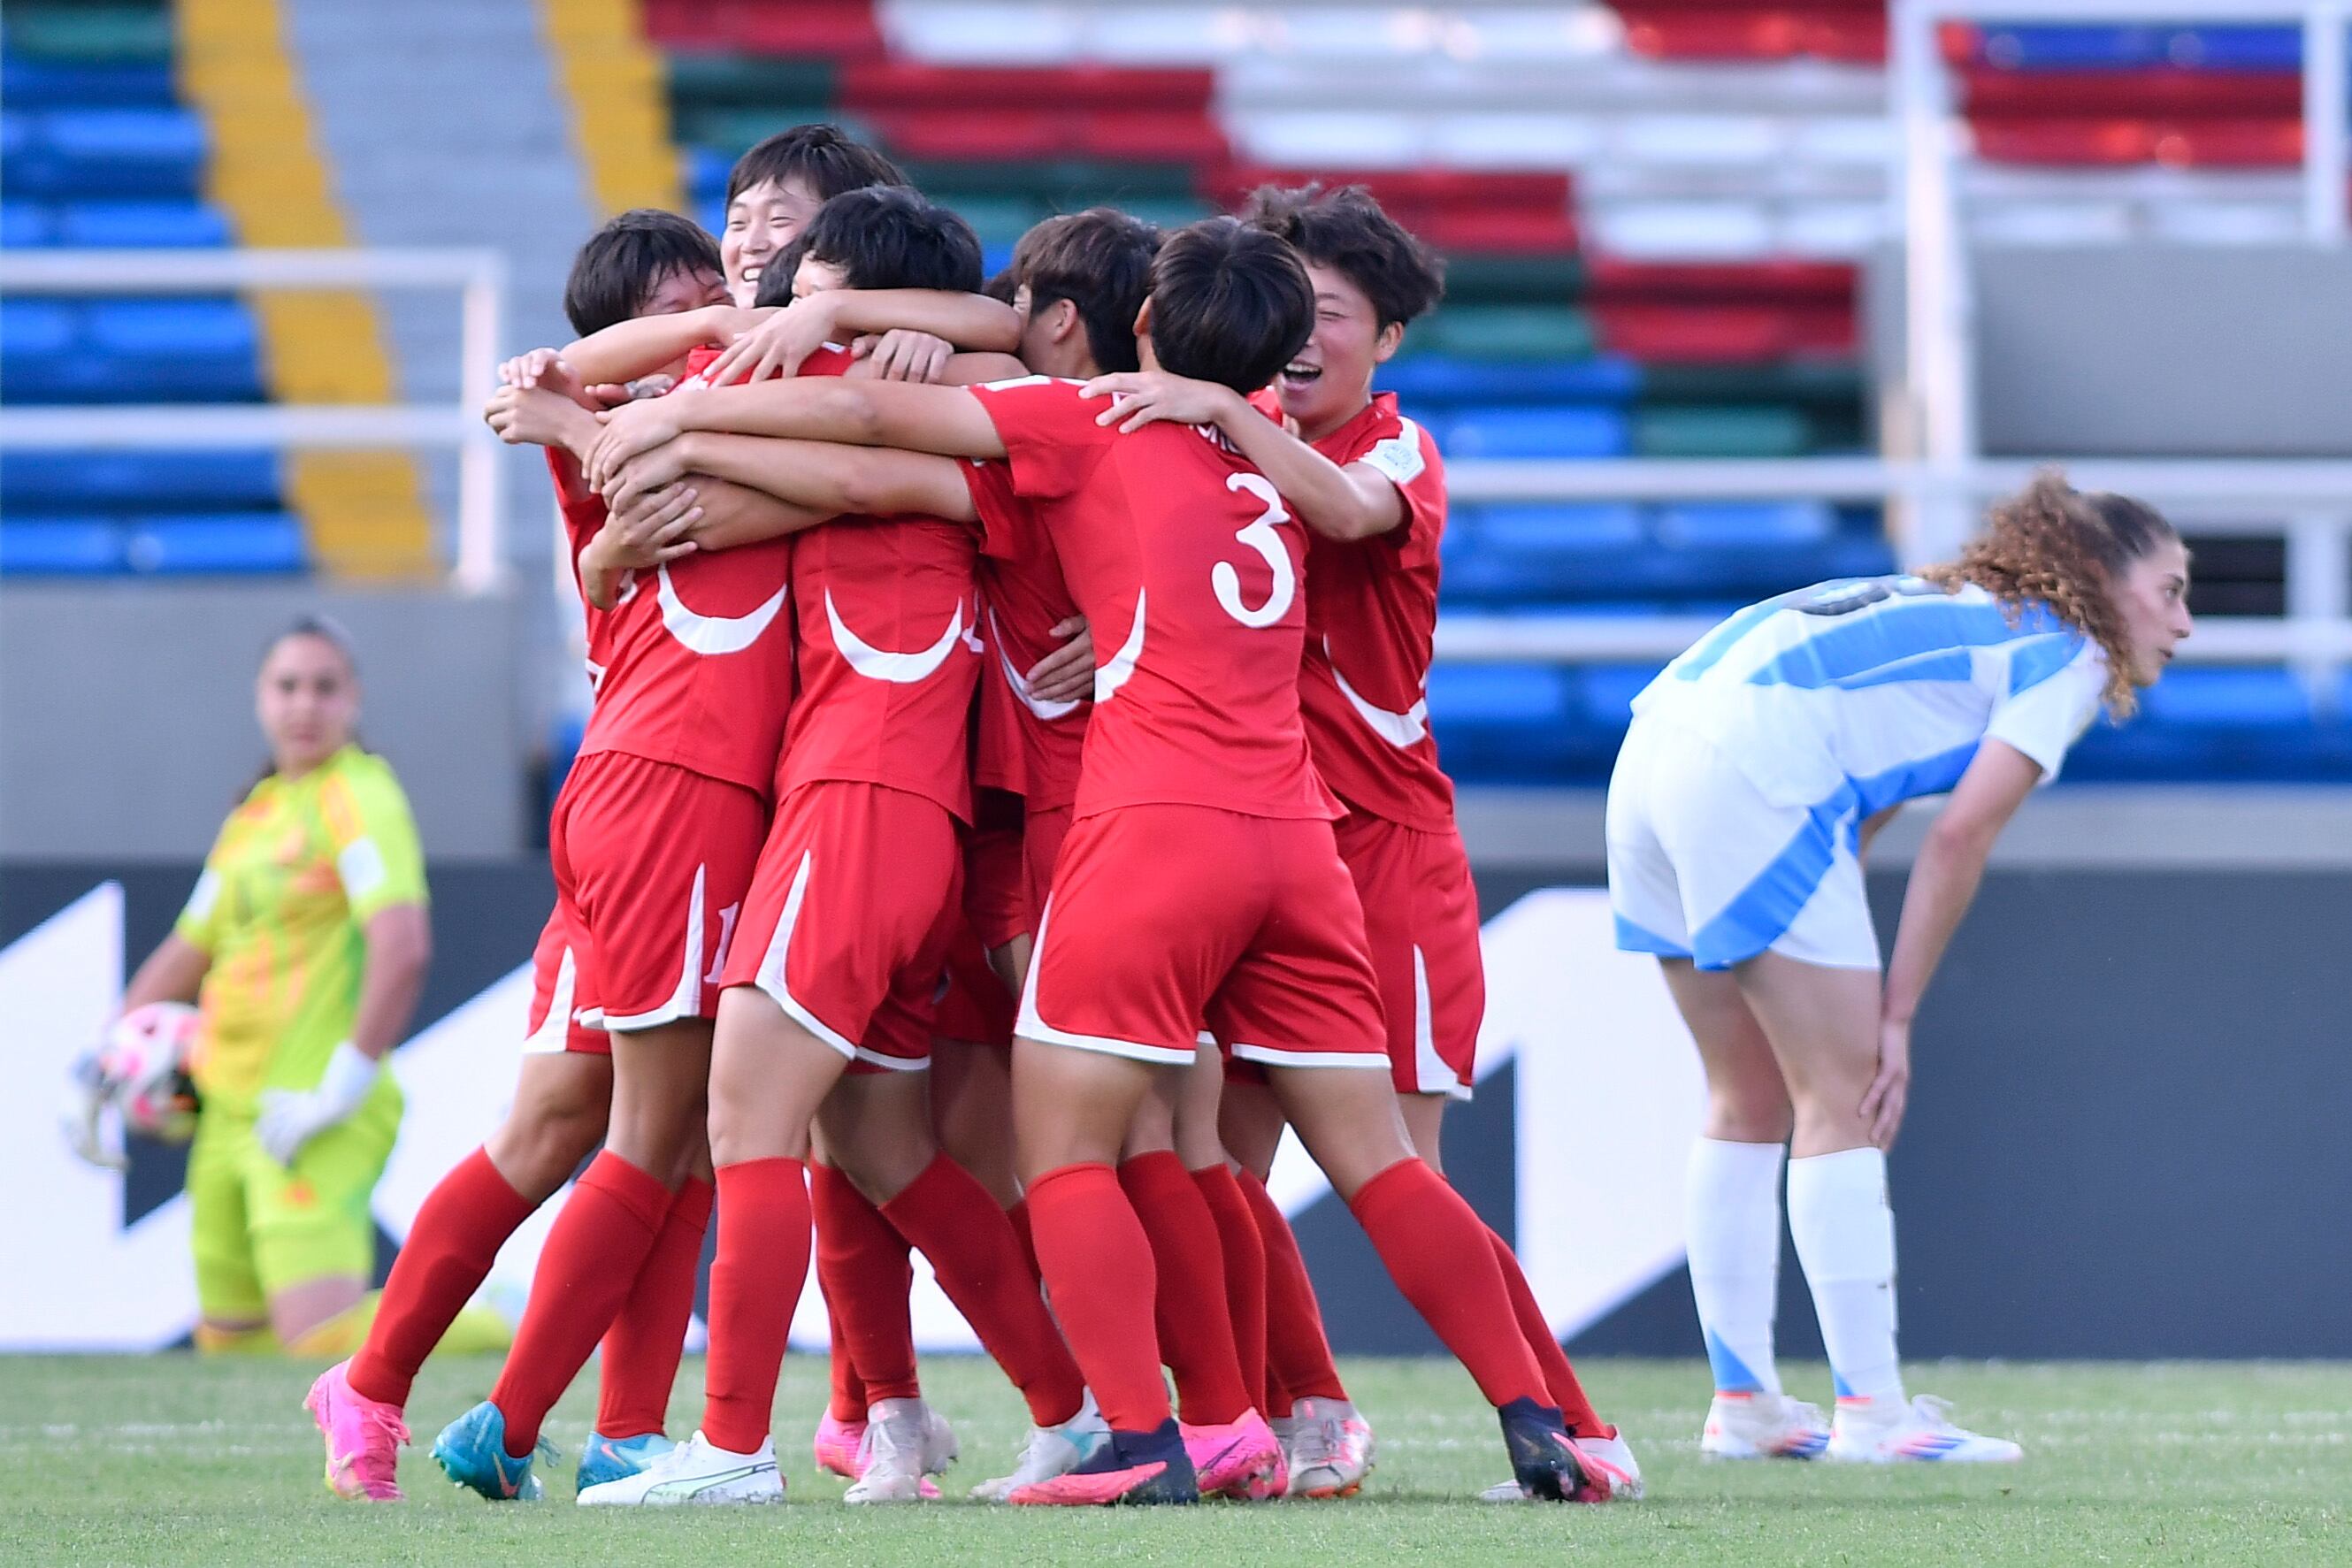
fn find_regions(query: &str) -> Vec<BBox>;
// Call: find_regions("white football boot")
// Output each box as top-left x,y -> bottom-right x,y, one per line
1700,1392 -> 1832,1460
972,1392 -> 1111,1502
574,1430 -> 783,1505
1278,1396 -> 1375,1499
1827,1394 -> 2023,1464
844,1397 -> 959,1503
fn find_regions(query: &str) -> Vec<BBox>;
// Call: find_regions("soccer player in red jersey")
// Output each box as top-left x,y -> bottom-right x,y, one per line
304,211 -> 757,1503
1079,185 -> 1643,1502
575,188 -> 1096,1509
593,207 -> 1276,1499
578,217 -> 1605,1507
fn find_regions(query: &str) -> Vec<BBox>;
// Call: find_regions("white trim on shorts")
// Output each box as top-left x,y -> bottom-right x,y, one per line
1015,896 -> 1201,1067
1408,945 -> 1473,1101
1229,1042 -> 1391,1072
601,864 -> 708,1031
520,944 -> 579,1056
745,851 -> 860,1061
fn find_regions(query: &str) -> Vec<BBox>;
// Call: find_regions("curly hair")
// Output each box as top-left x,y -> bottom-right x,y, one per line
1919,470 -> 2176,718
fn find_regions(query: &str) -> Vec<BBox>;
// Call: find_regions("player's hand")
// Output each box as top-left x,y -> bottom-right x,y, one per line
702,298 -> 830,387
485,385 -> 596,453
602,434 -> 696,515
255,1042 -> 379,1166
1027,616 -> 1095,705
601,478 -> 703,567
1860,1016 -> 1911,1150
499,349 -> 594,405
61,1047 -> 125,1171
855,329 -> 954,384
1078,371 -> 1236,433
586,396 -> 689,491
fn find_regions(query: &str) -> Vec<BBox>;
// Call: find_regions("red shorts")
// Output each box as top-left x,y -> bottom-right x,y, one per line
964,816 -> 1030,952
721,780 -> 961,1072
932,922 -> 1015,1046
520,906 -> 605,1056
1022,803 -> 1073,933
547,750 -> 766,1035
1335,810 -> 1483,1099
1018,805 -> 1386,1069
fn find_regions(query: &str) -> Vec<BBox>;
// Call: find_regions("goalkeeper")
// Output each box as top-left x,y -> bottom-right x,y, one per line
65,617 -> 435,1355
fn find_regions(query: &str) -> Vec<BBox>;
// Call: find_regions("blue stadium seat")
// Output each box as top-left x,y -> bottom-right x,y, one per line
2138,666 -> 2310,728
1,199 -> 54,246
1428,662 -> 1582,779
1444,405 -> 1629,461
2066,667 -> 2341,782
683,144 -> 732,200
0,516 -> 125,575
1381,356 -> 1642,409
85,297 -> 256,356
1650,500 -> 1853,601
29,108 -> 205,200
1,449 -> 282,511
124,514 -> 308,575
1581,662 -> 1667,731
57,199 -> 232,248
0,56 -> 176,108
1654,500 -> 1834,550
1444,502 -> 1649,602
0,297 -> 77,355
1975,23 -> 2299,71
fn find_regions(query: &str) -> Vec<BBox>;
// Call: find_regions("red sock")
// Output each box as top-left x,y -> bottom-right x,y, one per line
488,1151 -> 670,1453
1025,1162 -> 1170,1434
884,1153 -> 1084,1426
593,1176 -> 710,1441
1117,1152 -> 1252,1426
702,1157 -> 812,1454
1192,1163 -> 1267,1424
1487,1227 -> 1607,1436
1237,1167 -> 1346,1411
349,1147 -> 534,1408
809,1162 -> 919,1409
1346,1159 -> 1545,1409
1006,1197 -> 1040,1284
824,1299 -> 869,1425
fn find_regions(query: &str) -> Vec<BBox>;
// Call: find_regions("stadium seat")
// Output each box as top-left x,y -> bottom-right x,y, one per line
0,450 -> 282,512
3,4 -> 176,64
0,56 -> 175,108
0,516 -> 126,575
1420,305 -> 1595,362
1426,663 -> 1583,779
55,198 -> 232,248
1445,502 -> 1651,602
1635,405 -> 1815,460
123,514 -> 308,575
28,107 -> 206,199
1,199 -> 54,247
1381,356 -> 1642,409
1446,405 -> 1630,461
1581,662 -> 1668,730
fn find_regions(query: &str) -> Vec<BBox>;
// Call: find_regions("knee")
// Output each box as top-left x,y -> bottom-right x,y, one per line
488,1099 -> 608,1200
708,1097 -> 808,1170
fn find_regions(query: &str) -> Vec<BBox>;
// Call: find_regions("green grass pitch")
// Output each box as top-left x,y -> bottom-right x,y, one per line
4,1354 -> 2345,1566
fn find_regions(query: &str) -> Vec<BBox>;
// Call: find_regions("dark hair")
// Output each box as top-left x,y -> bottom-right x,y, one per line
266,612 -> 359,675
1241,183 -> 1445,329
981,265 -> 1019,305
1921,470 -> 2180,717
1145,217 -> 1314,394
563,209 -> 724,336
726,123 -> 908,208
756,186 -> 984,307
1010,208 -> 1163,375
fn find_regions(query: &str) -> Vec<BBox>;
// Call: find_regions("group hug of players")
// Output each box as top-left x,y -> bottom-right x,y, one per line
299,120 -> 1628,1511
308,114 -> 2191,1509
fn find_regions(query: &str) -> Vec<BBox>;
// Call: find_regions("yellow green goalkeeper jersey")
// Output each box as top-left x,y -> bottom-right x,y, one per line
174,745 -> 426,1114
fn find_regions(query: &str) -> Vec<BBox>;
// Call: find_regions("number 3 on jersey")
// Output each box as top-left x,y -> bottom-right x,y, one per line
1214,472 -> 1297,629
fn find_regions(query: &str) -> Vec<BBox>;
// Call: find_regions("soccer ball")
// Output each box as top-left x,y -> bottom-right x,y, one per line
99,1001 -> 203,1144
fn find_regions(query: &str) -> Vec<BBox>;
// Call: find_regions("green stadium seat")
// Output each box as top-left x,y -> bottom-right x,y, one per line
1417,305 -> 1595,363
1438,253 -> 1583,304
2,4 -> 175,65
1633,405 -> 1813,459
664,51 -> 835,110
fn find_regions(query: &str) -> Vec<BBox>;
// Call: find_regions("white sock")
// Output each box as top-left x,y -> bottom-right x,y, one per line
1685,1138 -> 1786,1397
1787,1146 -> 1904,1404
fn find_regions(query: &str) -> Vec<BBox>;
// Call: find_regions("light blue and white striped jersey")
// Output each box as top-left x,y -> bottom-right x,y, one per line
1633,577 -> 2108,813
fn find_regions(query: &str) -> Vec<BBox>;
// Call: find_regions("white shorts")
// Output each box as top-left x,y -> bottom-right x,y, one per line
1605,714 -> 1881,972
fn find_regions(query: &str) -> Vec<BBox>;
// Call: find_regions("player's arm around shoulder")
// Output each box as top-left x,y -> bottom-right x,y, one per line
1080,371 -> 1407,542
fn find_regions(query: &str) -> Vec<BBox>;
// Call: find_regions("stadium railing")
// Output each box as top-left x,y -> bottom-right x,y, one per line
0,247 -> 508,593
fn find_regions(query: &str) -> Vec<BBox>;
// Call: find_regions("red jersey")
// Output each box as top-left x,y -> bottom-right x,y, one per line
1292,393 -> 1457,830
565,390 -> 796,799
548,448 -> 617,687
964,457 -> 1087,812
967,377 -> 1338,823
778,345 -> 981,820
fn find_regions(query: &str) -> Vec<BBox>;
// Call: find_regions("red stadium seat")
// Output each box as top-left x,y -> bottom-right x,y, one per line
1074,111 -> 1228,164
1593,302 -> 1857,363
647,0 -> 885,59
1970,119 -> 2158,165
2151,119 -> 2302,167
1201,165 -> 1572,217
1416,207 -> 1579,255
1624,12 -> 1804,60
1962,67 -> 2301,118
1585,259 -> 1856,304
839,62 -> 1214,112
1800,11 -> 1887,64
867,109 -> 1062,162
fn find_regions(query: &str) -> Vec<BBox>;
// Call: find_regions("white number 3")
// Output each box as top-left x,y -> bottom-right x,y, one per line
1214,472 -> 1297,629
